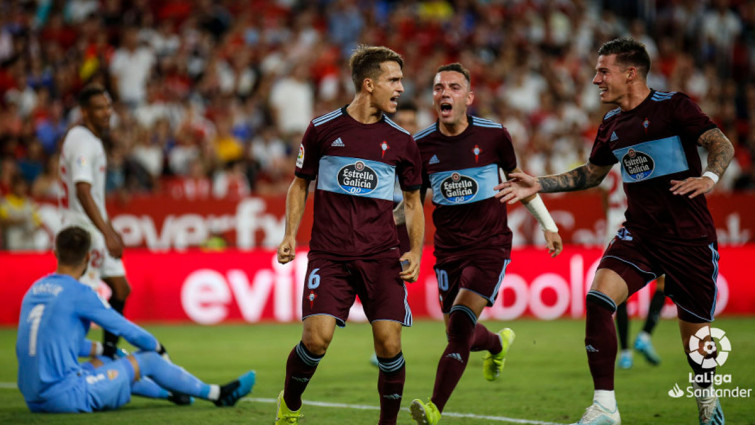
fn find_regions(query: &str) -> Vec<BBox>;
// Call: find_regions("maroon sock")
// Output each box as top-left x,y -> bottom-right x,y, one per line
585,290 -> 618,391
431,305 -> 477,412
376,352 -> 406,425
283,342 -> 322,410
470,323 -> 502,353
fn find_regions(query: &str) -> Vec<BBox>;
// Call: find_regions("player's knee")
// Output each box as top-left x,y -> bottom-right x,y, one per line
374,339 -> 402,358
133,350 -> 161,377
586,289 -> 617,313
301,333 -> 332,355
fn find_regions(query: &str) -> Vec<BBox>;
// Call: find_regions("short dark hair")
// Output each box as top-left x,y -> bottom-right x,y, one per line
349,45 -> 404,92
437,63 -> 471,86
55,227 -> 91,266
78,84 -> 107,108
597,37 -> 651,80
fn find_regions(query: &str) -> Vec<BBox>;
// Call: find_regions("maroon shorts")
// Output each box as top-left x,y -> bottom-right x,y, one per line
433,255 -> 511,314
302,256 -> 412,327
396,223 -> 411,254
600,229 -> 719,323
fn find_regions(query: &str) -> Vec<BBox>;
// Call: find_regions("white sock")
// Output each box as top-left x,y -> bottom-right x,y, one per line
208,385 -> 220,401
637,331 -> 650,342
594,390 -> 617,411
621,349 -> 632,357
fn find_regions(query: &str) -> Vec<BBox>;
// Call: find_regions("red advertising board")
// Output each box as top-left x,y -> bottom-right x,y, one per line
2,246 -> 753,325
29,192 -> 755,251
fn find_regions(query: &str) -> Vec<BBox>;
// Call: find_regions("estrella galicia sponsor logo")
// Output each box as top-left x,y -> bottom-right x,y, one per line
338,161 -> 378,194
440,172 -> 478,203
622,148 -> 654,181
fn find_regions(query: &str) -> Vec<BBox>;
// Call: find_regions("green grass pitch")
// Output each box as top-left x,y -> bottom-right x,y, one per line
1,318 -> 753,424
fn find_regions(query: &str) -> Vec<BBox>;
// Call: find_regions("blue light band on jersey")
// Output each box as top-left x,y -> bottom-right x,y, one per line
317,155 -> 396,201
429,163 -> 499,206
612,135 -> 689,183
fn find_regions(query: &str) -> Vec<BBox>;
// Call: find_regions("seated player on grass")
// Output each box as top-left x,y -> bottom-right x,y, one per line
15,225 -> 256,413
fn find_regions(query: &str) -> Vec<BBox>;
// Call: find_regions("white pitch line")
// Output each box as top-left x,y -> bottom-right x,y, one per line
1,383 -> 568,425
248,397 -> 568,425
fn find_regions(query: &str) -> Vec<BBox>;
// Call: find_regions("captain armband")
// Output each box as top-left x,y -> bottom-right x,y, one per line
523,194 -> 558,232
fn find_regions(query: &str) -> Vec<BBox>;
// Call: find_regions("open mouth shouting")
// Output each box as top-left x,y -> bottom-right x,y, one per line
439,101 -> 453,118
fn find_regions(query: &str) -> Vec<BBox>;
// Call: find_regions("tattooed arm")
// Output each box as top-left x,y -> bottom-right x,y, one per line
537,162 -> 613,193
495,162 -> 613,204
699,128 -> 735,178
670,128 -> 735,199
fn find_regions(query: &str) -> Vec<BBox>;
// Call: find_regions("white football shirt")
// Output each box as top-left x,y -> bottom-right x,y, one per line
58,125 -> 108,228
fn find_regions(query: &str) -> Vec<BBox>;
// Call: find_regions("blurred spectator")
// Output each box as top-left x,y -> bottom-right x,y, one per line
0,156 -> 17,195
0,174 -> 43,251
167,157 -> 212,200
0,0 -> 751,205
212,160 -> 251,200
34,97 -> 68,155
17,139 -> 45,183
30,153 -> 63,201
212,116 -> 244,164
269,61 -> 314,137
130,126 -> 164,186
249,126 -> 288,186
109,26 -> 156,107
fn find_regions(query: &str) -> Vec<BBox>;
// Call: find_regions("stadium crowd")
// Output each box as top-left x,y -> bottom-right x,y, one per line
1,0 -> 755,250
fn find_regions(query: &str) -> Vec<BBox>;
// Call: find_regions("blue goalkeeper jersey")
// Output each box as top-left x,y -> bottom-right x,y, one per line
16,273 -> 158,407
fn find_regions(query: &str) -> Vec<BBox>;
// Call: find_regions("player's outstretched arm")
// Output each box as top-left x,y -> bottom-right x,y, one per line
670,128 -> 735,199
79,290 -> 161,353
495,162 -> 612,204
278,176 -> 310,264
399,189 -> 424,283
503,167 -> 563,257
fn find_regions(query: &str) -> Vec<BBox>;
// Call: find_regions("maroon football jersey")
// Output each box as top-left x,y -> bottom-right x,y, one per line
296,107 -> 422,259
589,90 -> 718,244
415,116 -> 517,259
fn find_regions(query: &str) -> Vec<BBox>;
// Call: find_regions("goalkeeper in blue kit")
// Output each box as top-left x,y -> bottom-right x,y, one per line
16,226 -> 255,413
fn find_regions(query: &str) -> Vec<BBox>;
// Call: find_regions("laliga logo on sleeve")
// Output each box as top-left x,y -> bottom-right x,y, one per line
688,327 -> 731,369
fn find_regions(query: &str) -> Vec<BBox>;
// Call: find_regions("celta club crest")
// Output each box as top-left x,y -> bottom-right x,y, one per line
643,118 -> 650,133
308,291 -> 317,308
473,145 -> 482,163
380,141 -> 390,158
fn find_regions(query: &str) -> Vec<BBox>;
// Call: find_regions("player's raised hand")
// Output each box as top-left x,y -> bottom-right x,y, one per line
494,172 -> 541,204
399,251 -> 420,283
277,237 -> 296,264
669,176 -> 715,199
544,230 -> 563,257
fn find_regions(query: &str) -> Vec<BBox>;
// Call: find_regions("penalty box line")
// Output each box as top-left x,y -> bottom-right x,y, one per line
249,396 -> 569,425
0,383 -> 567,424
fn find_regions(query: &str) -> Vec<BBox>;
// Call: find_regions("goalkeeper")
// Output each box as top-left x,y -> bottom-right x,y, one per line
16,226 -> 255,413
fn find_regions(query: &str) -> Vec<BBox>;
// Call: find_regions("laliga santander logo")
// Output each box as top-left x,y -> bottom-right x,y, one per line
688,327 -> 731,369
